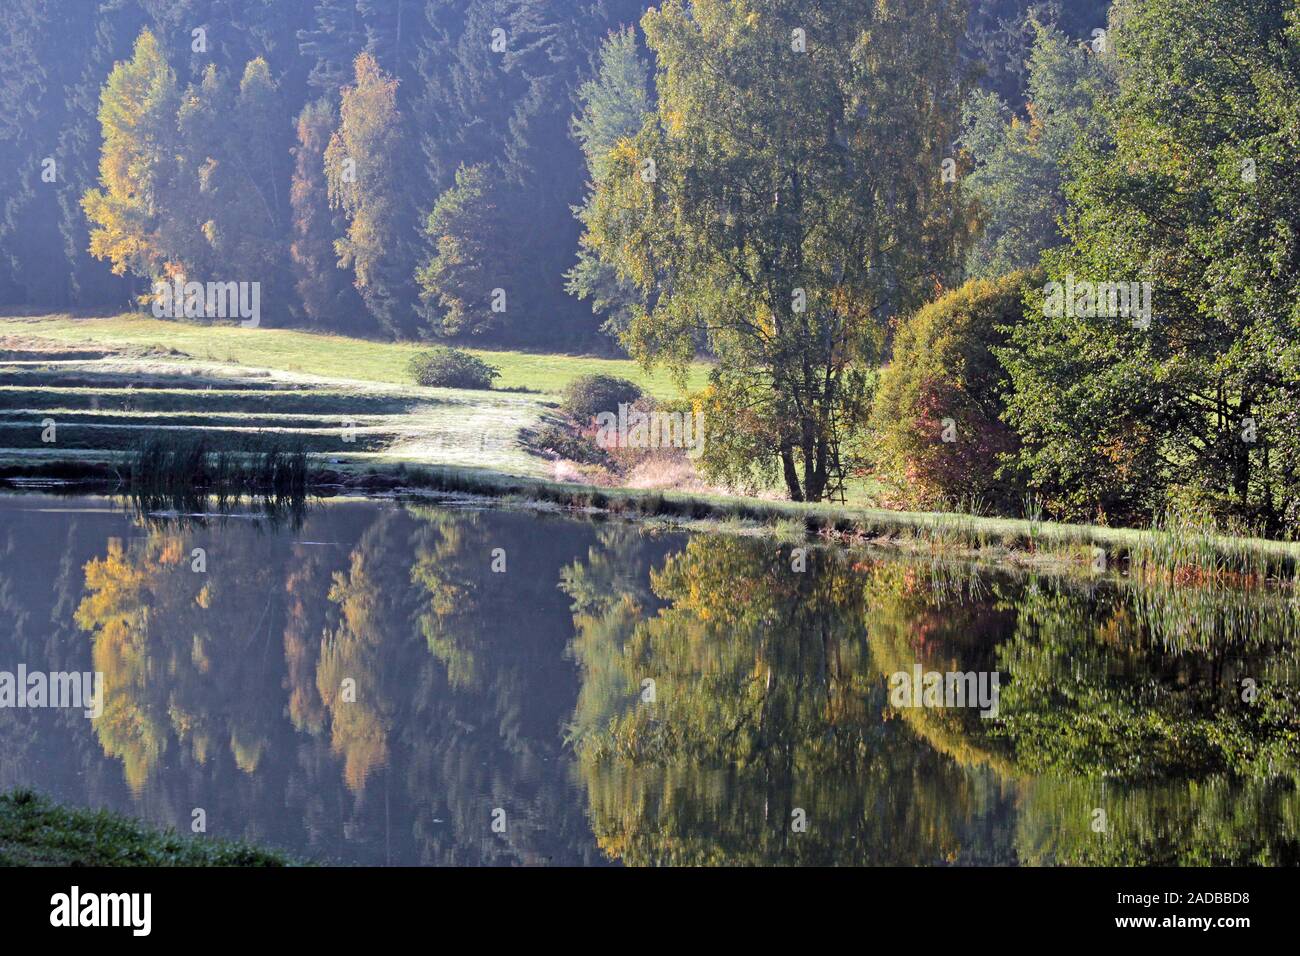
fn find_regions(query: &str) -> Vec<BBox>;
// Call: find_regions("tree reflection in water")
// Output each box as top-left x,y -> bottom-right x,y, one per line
0,495 -> 1295,865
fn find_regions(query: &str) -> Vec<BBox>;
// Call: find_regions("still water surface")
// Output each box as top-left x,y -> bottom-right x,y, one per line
1,493 -> 1298,865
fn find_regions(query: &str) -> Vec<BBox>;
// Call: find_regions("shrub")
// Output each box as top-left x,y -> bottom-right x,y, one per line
559,374 -> 642,421
408,347 -> 500,390
867,271 -> 1036,511
532,421 -> 611,467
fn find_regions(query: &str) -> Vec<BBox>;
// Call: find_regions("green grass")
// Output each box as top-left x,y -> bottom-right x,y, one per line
370,463 -> 1300,578
0,789 -> 298,866
0,316 -> 583,476
0,314 -> 706,479
0,313 -> 710,398
0,421 -> 393,453
0,386 -> 419,414
0,408 -> 392,429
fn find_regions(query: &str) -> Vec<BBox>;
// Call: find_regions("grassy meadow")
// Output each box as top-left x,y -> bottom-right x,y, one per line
0,312 -> 711,480
0,313 -> 707,396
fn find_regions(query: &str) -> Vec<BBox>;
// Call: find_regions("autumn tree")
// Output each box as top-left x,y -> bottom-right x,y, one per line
291,98 -> 363,329
585,0 -> 973,501
166,57 -> 293,312
81,29 -> 180,287
326,52 -> 422,336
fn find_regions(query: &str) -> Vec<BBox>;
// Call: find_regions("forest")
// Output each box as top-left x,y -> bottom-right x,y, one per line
2,0 -> 1297,540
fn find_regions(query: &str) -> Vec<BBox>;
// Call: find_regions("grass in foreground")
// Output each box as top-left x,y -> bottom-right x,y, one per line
0,789 -> 298,866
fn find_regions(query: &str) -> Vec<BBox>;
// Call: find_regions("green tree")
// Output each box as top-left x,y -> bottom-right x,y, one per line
868,272 -> 1035,510
297,0 -> 366,97
964,1 -> 1113,104
413,0 -> 651,349
566,26 -> 653,340
960,20 -> 1109,279
1000,0 -> 1300,530
416,163 -> 504,335
585,0 -> 973,501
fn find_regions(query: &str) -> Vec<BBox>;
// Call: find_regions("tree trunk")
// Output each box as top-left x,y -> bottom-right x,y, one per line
800,417 -> 816,501
1236,397 -> 1253,509
780,441 -> 803,501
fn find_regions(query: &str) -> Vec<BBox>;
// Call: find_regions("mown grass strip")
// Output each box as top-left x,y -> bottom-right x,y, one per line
0,366 -> 307,390
0,386 -> 421,414
0,422 -> 393,453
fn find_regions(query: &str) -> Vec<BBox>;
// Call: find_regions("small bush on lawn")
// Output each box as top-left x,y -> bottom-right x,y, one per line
560,374 -> 643,421
409,347 -> 500,390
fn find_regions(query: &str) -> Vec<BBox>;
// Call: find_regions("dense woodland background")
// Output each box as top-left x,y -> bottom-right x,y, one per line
0,0 -> 1105,349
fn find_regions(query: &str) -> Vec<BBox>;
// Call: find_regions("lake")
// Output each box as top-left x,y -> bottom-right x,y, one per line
1,493 -> 1298,865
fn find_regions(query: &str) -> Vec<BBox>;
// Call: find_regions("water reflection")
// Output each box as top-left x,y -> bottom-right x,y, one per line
1,495 -> 1298,865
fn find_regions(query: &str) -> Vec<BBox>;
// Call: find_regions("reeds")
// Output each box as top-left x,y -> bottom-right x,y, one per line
128,435 -> 309,507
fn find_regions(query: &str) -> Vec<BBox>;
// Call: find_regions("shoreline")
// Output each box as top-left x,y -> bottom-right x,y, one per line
4,456 -> 1298,583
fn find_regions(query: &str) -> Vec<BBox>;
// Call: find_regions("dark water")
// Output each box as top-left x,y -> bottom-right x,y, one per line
1,493 -> 1298,866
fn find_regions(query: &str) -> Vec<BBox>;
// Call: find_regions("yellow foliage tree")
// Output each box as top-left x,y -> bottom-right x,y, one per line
80,29 -> 178,281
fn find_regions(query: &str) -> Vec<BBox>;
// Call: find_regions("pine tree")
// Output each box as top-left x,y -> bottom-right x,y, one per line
413,0 -> 652,347
0,0 -> 61,303
0,0 -> 142,306
965,0 -> 1112,103
298,0 -> 366,97
357,0 -> 427,96
417,163 -> 503,335
566,26 -> 653,340
960,21 -> 1109,278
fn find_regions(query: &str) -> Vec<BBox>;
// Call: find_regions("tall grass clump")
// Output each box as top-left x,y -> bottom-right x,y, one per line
1129,507 -> 1290,584
128,435 -> 310,507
